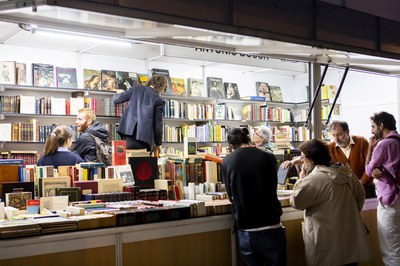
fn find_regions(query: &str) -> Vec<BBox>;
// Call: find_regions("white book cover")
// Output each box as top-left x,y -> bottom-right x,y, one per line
51,97 -> 66,115
19,95 -> 36,114
0,61 -> 16,85
0,123 -> 12,141
114,164 -> 135,185
70,97 -> 84,115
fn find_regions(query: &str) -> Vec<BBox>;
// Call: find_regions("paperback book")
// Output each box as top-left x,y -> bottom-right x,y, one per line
0,61 -> 16,85
32,63 -> 55,87
224,82 -> 240,99
116,71 -> 138,90
83,69 -> 101,90
101,70 -> 117,91
207,77 -> 224,98
187,78 -> 204,97
256,82 -> 272,101
56,67 -> 77,88
151,68 -> 172,94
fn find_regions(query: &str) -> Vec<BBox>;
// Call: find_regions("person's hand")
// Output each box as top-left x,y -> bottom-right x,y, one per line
368,135 -> 381,149
280,156 -> 303,169
153,145 -> 161,157
371,168 -> 382,179
299,167 -> 307,179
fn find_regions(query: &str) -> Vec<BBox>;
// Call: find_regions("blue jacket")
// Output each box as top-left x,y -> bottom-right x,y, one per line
113,84 -> 165,148
71,121 -> 109,162
37,149 -> 84,168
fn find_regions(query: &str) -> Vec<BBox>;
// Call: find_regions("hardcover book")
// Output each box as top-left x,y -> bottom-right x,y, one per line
184,137 -> 197,158
0,61 -> 16,85
269,85 -> 283,102
170,77 -> 186,96
1,181 -> 34,202
55,187 -> 82,202
32,63 -> 55,87
128,157 -> 158,189
56,67 -> 77,88
5,191 -> 32,210
151,68 -> 172,94
16,62 -> 27,85
112,140 -> 127,166
0,123 -> 12,142
207,77 -> 224,98
116,71 -> 138,90
83,69 -> 101,90
224,82 -> 240,99
97,178 -> 123,193
39,177 -> 71,197
101,70 -> 117,91
256,82 -> 272,101
26,199 -> 40,214
214,103 -> 226,120
188,78 -> 205,97
114,164 -> 135,185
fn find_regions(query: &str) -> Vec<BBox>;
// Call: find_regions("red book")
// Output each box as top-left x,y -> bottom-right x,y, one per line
112,140 -> 126,166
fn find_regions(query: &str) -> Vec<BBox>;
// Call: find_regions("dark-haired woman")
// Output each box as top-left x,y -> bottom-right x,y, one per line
222,127 -> 287,266
37,125 -> 84,168
291,139 -> 371,266
113,75 -> 167,155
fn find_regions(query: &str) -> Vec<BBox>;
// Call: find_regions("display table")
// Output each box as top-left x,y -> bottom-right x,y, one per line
0,199 -> 382,266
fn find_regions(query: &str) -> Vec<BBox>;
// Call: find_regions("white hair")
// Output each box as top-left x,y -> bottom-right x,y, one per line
258,125 -> 272,142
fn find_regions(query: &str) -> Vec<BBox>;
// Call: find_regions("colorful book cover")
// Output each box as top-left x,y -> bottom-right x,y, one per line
269,85 -> 283,102
16,62 -> 27,85
32,63 -> 55,87
27,199 -> 40,214
136,73 -> 149,85
207,77 -> 224,98
6,191 -> 32,210
188,78 -> 204,97
224,82 -> 240,99
116,71 -> 138,90
56,67 -> 77,88
170,77 -> 186,96
101,70 -> 117,91
112,140 -> 127,166
256,82 -> 272,101
128,157 -> 158,189
151,68 -> 172,94
83,69 -> 101,90
0,61 -> 16,85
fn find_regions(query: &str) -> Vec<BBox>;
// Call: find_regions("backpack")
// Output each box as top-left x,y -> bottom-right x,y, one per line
88,133 -> 112,166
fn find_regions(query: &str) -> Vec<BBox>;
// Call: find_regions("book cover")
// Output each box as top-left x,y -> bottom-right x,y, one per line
50,97 -> 66,115
55,187 -> 82,202
116,71 -> 138,90
6,191 -> 32,210
114,164 -> 135,185
136,73 -> 149,85
327,85 -> 337,100
128,157 -> 158,189
224,82 -> 240,99
1,181 -> 34,202
188,78 -> 205,97
97,178 -> 123,193
112,140 -> 127,166
256,82 -> 272,101
16,62 -> 27,85
0,165 -> 21,197
40,177 -> 71,197
269,85 -> 283,102
19,95 -> 36,114
151,68 -> 172,94
73,180 -> 98,194
214,103 -> 226,120
170,77 -> 186,96
0,123 -> 12,142
0,61 -> 16,85
32,63 -> 55,87
83,69 -> 101,90
101,70 -> 117,91
27,199 -> 40,214
207,77 -> 224,98
184,137 -> 197,158
56,67 -> 77,88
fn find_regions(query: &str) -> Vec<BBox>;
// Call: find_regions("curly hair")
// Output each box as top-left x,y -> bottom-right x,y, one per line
370,111 -> 397,130
147,75 -> 168,94
299,139 -> 331,166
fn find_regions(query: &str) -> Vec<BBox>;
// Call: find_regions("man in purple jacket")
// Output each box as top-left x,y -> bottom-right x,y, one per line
365,111 -> 400,265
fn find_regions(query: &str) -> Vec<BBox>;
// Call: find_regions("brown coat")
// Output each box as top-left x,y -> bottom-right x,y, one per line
328,135 -> 372,184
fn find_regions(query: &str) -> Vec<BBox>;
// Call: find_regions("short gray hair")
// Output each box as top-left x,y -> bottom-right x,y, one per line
258,125 -> 272,142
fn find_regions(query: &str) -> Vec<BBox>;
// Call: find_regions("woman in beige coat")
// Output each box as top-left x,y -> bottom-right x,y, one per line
290,139 -> 371,266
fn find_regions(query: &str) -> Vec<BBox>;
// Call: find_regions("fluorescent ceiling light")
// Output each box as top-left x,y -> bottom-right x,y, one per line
32,27 -> 133,47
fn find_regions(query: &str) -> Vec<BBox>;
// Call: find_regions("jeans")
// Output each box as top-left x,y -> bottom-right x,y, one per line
238,227 -> 287,266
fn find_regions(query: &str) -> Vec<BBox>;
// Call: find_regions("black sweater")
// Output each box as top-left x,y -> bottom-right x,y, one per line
222,147 -> 282,230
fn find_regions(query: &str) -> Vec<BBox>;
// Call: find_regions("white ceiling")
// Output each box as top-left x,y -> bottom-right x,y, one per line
0,4 -> 400,76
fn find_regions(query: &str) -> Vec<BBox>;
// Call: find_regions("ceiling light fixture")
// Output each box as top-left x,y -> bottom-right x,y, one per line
31,27 -> 133,47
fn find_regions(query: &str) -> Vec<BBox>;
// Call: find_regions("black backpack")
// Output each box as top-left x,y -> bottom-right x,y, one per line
88,133 -> 112,166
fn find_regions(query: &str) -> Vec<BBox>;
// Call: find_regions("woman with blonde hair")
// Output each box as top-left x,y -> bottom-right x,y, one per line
37,125 -> 83,168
